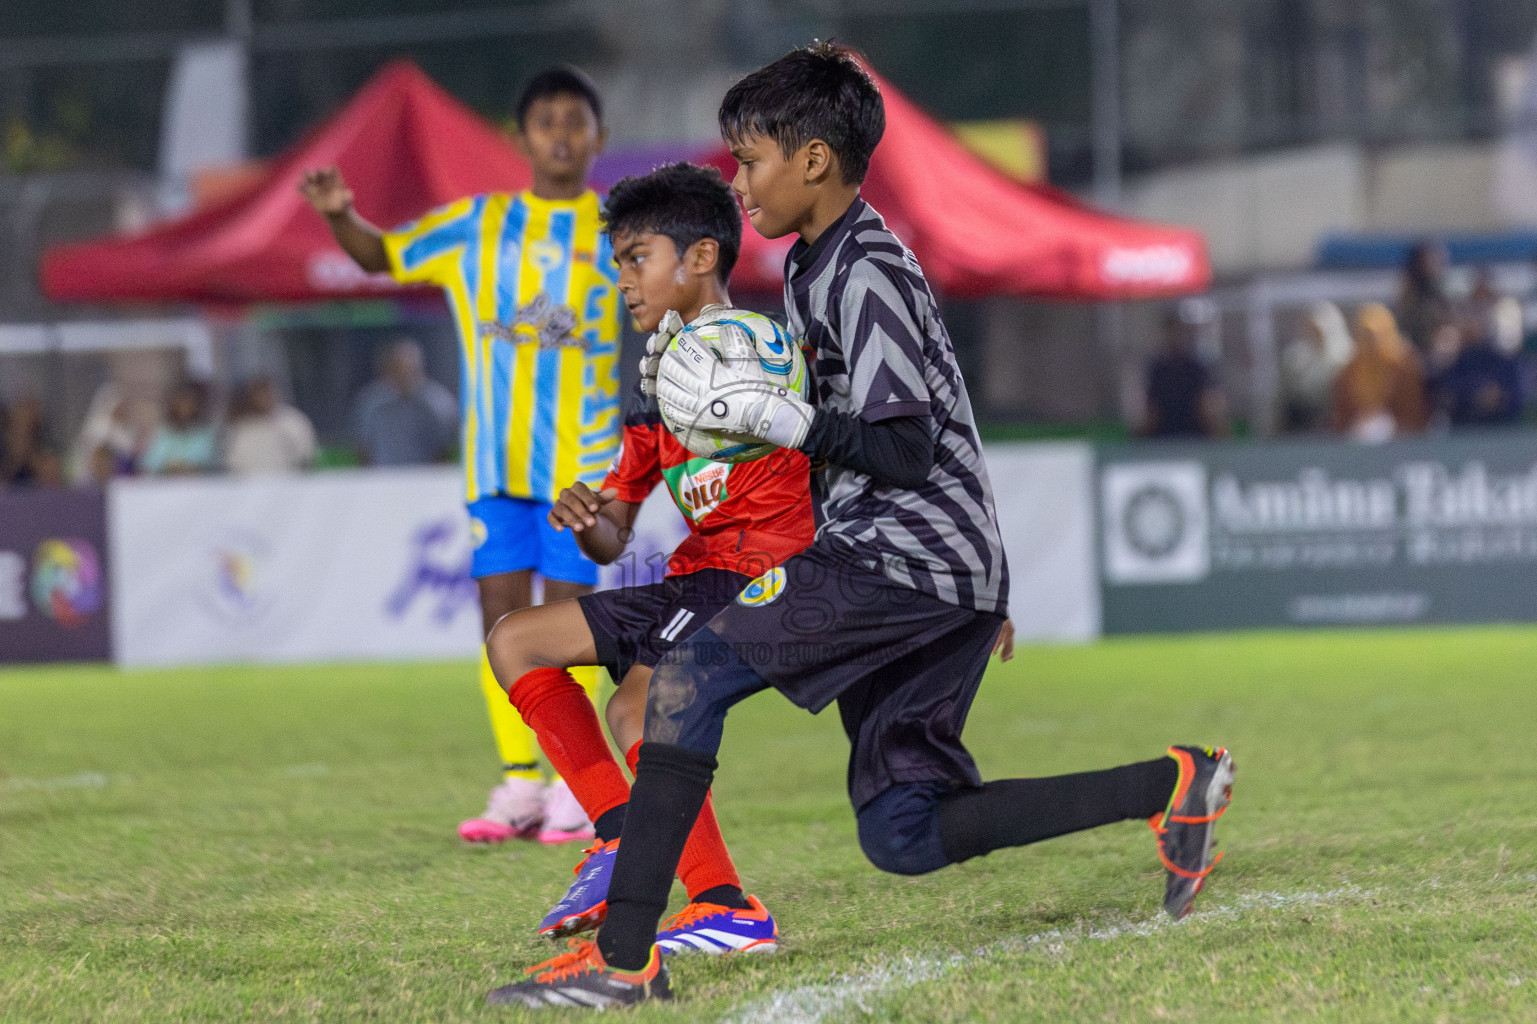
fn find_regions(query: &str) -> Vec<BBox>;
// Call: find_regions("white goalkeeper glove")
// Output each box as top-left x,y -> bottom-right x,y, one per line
638,309 -> 685,398
655,333 -> 815,450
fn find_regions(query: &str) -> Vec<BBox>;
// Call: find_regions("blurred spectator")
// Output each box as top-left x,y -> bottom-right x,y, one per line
70,383 -> 143,484
1457,265 -> 1525,359
1,396 -> 64,487
141,380 -> 217,475
1332,303 -> 1428,442
1430,320 -> 1523,427
353,338 -> 457,466
1463,267 -> 1499,340
1397,241 -> 1452,357
224,376 -> 316,474
1491,294 -> 1525,360
1141,309 -> 1227,438
1280,301 -> 1353,432
1428,320 -> 1464,376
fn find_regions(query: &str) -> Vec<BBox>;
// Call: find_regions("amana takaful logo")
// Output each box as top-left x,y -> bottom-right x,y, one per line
1122,484 -> 1187,559
736,566 -> 787,607
30,538 -> 103,626
1101,461 -> 1210,585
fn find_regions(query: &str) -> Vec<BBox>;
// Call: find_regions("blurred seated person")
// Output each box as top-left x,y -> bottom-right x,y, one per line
1430,319 -> 1523,427
141,379 -> 217,475
352,338 -> 457,466
70,383 -> 143,484
224,375 -> 316,475
1397,240 -> 1452,358
1331,303 -> 1428,442
1455,264 -> 1526,358
1,396 -> 64,487
1281,301 -> 1353,432
1141,308 -> 1228,438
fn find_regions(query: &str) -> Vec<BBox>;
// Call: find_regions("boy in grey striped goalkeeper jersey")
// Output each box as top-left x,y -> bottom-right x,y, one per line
490,42 -> 1234,1010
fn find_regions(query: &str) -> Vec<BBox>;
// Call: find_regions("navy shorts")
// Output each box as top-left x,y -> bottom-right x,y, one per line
467,495 -> 598,585
652,542 -> 1006,809
577,568 -> 751,683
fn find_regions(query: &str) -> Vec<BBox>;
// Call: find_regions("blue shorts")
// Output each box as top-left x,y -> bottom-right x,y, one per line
467,496 -> 598,585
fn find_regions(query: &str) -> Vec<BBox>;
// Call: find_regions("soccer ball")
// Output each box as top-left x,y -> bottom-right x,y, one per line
659,309 -> 809,464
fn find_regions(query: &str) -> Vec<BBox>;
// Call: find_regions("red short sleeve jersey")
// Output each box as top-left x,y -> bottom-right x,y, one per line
603,385 -> 814,577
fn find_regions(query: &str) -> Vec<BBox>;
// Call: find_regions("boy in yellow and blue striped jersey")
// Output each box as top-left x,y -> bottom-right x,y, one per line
301,67 -> 619,844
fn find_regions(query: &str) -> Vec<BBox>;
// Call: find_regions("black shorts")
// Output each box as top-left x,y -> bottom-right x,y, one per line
670,542 -> 1007,809
577,568 -> 752,683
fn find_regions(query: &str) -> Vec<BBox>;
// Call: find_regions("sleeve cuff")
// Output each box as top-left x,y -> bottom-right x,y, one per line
379,233 -> 408,281
603,474 -> 652,504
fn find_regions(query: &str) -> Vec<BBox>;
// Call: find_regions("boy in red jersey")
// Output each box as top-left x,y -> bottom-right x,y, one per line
485,162 -> 810,954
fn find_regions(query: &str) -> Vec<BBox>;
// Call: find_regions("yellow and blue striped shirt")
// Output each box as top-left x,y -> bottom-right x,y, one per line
382,189 -> 621,504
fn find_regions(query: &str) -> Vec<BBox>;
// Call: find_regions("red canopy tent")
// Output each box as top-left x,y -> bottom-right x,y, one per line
43,61 -> 532,304
43,60 -> 1208,305
702,67 -> 1210,299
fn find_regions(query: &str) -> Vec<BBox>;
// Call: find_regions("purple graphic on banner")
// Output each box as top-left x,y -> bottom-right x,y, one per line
0,488 -> 112,663
385,518 -> 477,626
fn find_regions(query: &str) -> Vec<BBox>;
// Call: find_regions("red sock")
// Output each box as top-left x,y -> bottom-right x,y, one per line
625,741 -> 742,900
508,668 -> 629,823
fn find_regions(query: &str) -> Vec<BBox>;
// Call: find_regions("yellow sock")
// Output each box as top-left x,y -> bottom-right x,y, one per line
479,645 -> 542,781
569,664 -> 605,704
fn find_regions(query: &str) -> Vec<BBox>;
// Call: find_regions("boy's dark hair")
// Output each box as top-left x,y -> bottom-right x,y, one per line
515,65 -> 603,127
602,163 -> 741,281
718,42 -> 884,185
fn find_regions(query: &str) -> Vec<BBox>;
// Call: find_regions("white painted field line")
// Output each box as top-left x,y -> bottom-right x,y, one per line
0,771 -> 109,793
718,886 -> 1371,1024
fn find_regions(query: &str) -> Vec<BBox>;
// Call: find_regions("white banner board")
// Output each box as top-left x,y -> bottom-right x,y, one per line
986,442 -> 1100,642
109,469 -> 687,667
108,444 -> 1098,667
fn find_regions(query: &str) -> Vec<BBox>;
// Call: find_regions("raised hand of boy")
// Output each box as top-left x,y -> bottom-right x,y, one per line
656,333 -> 815,449
297,166 -> 389,273
299,166 -> 354,216
638,310 -> 685,398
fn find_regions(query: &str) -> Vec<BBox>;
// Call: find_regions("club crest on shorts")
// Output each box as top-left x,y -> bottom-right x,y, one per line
736,566 -> 786,607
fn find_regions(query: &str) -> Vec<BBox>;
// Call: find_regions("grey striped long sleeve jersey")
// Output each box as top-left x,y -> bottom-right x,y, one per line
784,198 -> 1010,615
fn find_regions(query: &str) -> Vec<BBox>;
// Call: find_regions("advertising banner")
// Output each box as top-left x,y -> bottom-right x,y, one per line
987,442 -> 1099,641
109,469 -> 687,668
0,487 -> 112,663
1098,432 -> 1537,632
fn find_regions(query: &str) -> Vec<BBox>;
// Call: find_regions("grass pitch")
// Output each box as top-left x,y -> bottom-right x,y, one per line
4,627 -> 1537,1022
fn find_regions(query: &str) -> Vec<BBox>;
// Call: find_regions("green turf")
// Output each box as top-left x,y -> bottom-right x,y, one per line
4,628 -> 1537,1022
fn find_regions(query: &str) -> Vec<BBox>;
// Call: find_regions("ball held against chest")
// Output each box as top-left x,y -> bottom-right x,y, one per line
657,310 -> 809,464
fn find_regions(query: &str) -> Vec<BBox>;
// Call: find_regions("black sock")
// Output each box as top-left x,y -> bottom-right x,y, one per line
596,743 -> 716,970
593,804 -> 626,843
690,884 -> 751,911
937,756 -> 1177,866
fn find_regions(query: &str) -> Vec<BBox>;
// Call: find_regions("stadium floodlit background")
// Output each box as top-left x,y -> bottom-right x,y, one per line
6,2 -> 1537,1021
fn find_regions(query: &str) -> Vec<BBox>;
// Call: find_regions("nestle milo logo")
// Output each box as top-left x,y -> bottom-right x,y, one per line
661,458 -> 732,522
